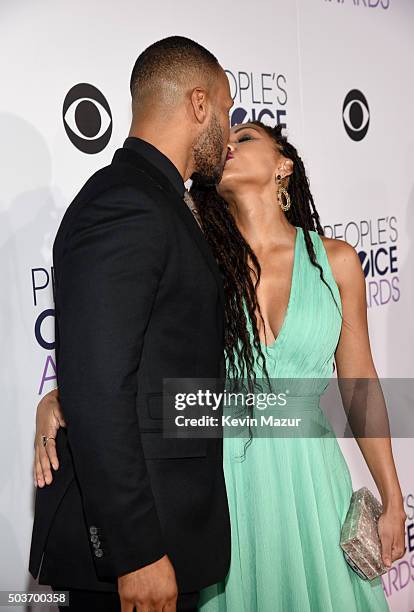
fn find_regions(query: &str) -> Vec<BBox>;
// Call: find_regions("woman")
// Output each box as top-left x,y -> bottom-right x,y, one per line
34,121 -> 406,611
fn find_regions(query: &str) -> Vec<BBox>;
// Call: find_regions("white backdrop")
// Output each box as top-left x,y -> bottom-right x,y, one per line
1,0 -> 413,610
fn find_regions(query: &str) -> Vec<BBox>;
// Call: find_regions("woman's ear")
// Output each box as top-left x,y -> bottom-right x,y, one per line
282,157 -> 294,178
275,157 -> 293,180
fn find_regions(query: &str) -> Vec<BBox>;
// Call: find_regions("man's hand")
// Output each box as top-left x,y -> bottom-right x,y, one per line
118,554 -> 178,612
34,388 -> 66,487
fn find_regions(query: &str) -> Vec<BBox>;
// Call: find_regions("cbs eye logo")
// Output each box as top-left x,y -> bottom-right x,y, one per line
63,83 -> 112,154
342,89 -> 370,141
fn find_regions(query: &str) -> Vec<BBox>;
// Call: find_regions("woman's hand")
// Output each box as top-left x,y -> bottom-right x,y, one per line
377,502 -> 407,568
33,388 -> 66,488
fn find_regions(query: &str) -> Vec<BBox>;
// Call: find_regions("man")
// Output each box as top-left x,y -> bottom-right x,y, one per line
29,36 -> 234,612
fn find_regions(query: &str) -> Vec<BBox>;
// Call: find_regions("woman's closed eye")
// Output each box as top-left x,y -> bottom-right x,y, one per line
238,135 -> 253,143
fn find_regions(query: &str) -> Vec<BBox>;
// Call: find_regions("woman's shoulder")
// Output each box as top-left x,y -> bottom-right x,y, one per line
318,233 -> 363,290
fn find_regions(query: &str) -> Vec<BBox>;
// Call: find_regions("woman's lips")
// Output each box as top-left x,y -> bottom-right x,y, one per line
225,152 -> 234,161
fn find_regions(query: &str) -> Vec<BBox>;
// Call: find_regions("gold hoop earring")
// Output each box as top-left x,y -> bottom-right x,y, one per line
275,174 -> 291,212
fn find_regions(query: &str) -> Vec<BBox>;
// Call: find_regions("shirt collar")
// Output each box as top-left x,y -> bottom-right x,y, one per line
123,136 -> 185,197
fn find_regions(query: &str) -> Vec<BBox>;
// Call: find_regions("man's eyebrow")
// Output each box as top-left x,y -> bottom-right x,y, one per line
233,125 -> 261,135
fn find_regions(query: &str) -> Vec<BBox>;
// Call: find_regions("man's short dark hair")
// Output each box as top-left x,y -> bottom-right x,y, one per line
130,36 -> 220,110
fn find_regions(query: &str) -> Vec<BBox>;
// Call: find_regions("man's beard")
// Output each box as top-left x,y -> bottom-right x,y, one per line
191,113 -> 225,187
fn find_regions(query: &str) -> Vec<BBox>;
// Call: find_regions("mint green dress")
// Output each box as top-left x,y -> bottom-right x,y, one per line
198,226 -> 389,611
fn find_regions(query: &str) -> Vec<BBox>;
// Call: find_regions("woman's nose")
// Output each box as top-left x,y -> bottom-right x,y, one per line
227,142 -> 235,152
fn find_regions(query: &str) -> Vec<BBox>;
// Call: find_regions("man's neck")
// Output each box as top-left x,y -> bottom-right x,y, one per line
128,125 -> 194,182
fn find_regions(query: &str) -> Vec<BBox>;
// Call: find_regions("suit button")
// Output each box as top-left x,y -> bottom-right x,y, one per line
92,540 -> 101,549
89,526 -> 98,535
90,535 -> 99,544
94,549 -> 103,558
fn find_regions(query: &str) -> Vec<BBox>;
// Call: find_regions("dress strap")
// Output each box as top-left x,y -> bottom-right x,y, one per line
309,230 -> 342,313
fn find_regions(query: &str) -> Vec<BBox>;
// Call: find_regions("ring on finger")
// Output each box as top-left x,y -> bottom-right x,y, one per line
41,434 -> 55,447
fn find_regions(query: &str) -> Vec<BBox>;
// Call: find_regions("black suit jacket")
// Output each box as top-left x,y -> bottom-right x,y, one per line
29,143 -> 231,593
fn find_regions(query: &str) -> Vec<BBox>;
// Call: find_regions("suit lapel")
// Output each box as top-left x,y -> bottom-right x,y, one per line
112,147 -> 225,309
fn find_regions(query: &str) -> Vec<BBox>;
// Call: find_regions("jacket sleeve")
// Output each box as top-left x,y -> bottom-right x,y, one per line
55,185 -> 167,580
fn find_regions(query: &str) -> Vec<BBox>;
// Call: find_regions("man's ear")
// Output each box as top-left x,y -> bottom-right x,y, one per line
190,87 -> 209,124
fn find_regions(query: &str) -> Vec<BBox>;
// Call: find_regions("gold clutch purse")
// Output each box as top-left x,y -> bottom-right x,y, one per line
340,486 -> 388,580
